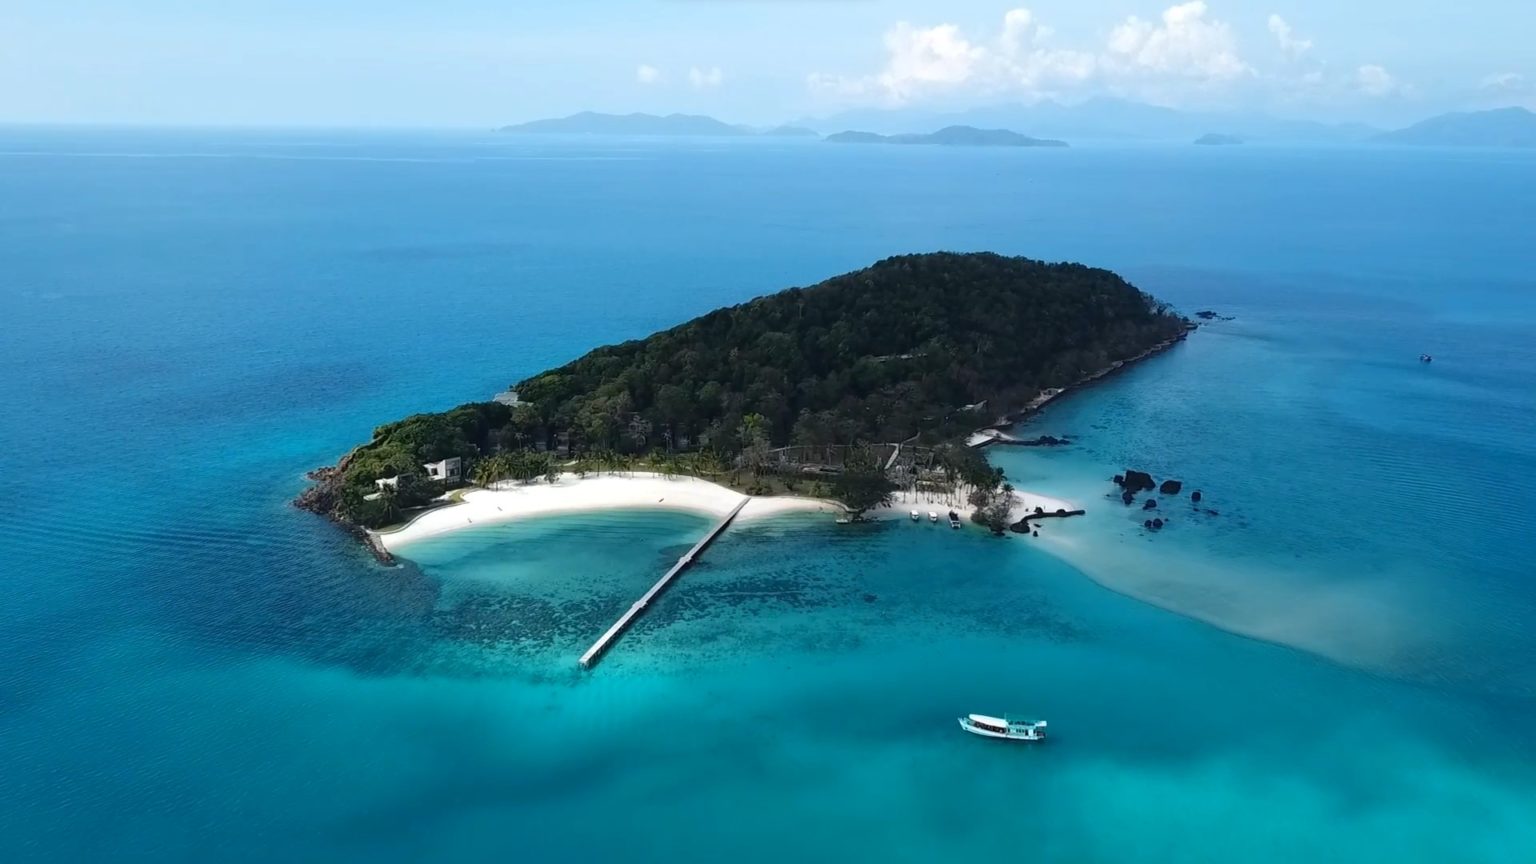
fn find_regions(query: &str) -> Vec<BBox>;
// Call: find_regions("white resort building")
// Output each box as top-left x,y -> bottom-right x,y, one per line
423,457 -> 462,483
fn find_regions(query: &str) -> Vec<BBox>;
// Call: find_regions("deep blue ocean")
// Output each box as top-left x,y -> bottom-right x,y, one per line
2,129 -> 1534,862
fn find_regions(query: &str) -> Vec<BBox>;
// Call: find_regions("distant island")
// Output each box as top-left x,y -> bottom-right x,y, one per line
1195,133 -> 1244,146
826,126 -> 1068,148
1375,107 -> 1536,148
298,252 -> 1187,540
805,97 -> 1375,143
500,112 -> 750,136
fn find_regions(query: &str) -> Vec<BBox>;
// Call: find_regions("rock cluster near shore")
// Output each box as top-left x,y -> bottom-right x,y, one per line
1112,469 -> 1217,533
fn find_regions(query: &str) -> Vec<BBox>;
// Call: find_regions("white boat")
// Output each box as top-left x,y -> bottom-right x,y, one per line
928,511 -> 940,523
910,510 -> 921,521
958,714 -> 1048,741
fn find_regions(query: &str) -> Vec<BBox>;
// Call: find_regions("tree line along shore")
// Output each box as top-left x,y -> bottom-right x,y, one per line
296,251 -> 1192,537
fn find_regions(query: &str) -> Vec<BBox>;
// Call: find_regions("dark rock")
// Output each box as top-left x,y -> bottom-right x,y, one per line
1195,310 -> 1235,321
1113,474 -> 1125,485
1018,434 -> 1072,446
863,594 -> 878,603
1121,470 -> 1156,493
1034,506 -> 1044,515
1152,518 -> 1164,529
1191,490 -> 1203,503
1160,479 -> 1183,495
1033,531 -> 1039,537
1122,490 -> 1136,505
1204,508 -> 1219,517
1143,499 -> 1158,510
1143,519 -> 1153,529
292,482 -> 338,515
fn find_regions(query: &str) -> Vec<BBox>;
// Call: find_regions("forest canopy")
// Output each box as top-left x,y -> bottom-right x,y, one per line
514,251 -> 1187,451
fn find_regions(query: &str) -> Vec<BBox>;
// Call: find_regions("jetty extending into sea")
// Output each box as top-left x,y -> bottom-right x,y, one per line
578,496 -> 751,669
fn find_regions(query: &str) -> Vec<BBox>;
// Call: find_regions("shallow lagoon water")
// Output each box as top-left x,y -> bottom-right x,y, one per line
1,130 -> 1534,861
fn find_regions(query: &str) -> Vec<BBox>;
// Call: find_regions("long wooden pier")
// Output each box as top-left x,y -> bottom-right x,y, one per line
578,497 -> 751,669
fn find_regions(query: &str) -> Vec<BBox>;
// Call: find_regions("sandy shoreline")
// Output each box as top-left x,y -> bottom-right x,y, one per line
376,471 -> 1080,550
872,486 -> 1076,523
376,472 -> 841,550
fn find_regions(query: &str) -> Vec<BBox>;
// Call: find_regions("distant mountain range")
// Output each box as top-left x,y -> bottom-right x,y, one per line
1194,133 -> 1244,146
826,126 -> 1067,148
1373,107 -> 1536,148
500,104 -> 1536,149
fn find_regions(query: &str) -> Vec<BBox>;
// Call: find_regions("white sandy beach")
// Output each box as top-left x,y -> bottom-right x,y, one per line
376,472 -> 841,550
869,486 -> 1078,523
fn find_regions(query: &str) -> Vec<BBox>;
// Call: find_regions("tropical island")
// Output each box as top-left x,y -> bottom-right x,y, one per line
825,126 -> 1068,148
298,252 -> 1189,549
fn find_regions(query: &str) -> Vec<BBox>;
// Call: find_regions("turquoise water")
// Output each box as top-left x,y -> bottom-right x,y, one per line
1,130 -> 1534,861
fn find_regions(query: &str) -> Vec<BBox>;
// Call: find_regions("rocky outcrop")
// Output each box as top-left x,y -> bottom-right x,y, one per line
294,466 -> 346,520
293,463 -> 395,566
1010,508 -> 1086,533
1160,479 -> 1183,495
1143,499 -> 1158,510
1191,490 -> 1202,503
1116,470 -> 1156,494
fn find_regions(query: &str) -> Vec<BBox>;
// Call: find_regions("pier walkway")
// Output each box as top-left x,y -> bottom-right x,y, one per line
578,496 -> 751,669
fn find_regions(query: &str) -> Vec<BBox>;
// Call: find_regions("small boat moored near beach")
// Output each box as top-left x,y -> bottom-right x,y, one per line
958,714 -> 1048,741
928,511 -> 940,523
948,510 -> 962,529
910,510 -> 921,521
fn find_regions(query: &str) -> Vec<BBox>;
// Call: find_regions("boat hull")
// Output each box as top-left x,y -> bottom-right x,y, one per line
957,717 -> 1046,741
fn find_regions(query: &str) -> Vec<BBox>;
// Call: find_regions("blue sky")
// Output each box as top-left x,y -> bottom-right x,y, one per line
4,1 -> 1532,126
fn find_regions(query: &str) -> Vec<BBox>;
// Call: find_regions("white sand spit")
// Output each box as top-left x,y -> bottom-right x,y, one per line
376,472 -> 838,550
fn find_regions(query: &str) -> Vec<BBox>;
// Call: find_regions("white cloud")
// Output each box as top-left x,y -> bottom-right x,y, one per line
1267,14 -> 1312,59
688,66 -> 724,90
1000,8 -> 1036,55
1479,72 -> 1526,92
1104,2 -> 1249,83
996,8 -> 1097,93
876,22 -> 986,102
1355,64 -> 1399,97
636,64 -> 662,86
809,3 -> 1291,109
808,7 -> 1103,106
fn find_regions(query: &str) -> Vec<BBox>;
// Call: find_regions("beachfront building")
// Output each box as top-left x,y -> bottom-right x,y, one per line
374,475 -> 401,491
423,457 -> 462,483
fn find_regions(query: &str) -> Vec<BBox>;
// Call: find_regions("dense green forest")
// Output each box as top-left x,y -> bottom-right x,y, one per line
516,252 -> 1186,450
300,252 -> 1188,527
